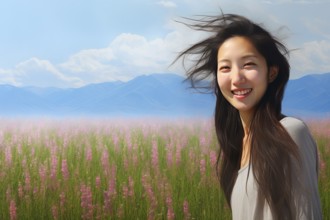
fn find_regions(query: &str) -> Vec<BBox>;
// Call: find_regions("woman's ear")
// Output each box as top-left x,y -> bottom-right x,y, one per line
268,66 -> 279,83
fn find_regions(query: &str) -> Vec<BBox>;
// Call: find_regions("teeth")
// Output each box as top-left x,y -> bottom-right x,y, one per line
232,89 -> 252,95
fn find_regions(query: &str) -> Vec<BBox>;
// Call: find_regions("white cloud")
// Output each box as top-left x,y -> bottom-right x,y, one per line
1,29 -> 195,88
59,47 -> 121,83
290,40 -> 330,77
110,33 -> 167,68
302,18 -> 330,40
157,1 -> 177,8
0,68 -> 19,86
60,31 -> 194,83
61,48 -> 115,73
0,58 -> 83,88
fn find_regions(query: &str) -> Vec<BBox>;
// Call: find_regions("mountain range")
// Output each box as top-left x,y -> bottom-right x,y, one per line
283,73 -> 330,117
0,73 -> 329,118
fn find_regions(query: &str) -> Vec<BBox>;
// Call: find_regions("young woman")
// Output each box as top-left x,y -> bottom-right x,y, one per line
175,14 -> 322,219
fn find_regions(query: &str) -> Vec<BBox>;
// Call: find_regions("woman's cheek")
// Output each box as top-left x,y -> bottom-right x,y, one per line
217,76 -> 229,91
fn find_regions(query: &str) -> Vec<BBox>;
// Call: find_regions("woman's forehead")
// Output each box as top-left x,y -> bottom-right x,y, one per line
217,36 -> 263,61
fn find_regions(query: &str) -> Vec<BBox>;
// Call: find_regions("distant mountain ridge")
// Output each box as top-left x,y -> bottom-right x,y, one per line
283,73 -> 330,117
0,73 -> 329,117
0,73 -> 215,117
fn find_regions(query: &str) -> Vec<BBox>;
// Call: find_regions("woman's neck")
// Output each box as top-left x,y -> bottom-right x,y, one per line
239,111 -> 253,168
239,111 -> 253,136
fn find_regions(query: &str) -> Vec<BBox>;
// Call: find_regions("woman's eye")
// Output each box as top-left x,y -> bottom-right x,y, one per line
244,62 -> 255,68
219,66 -> 230,72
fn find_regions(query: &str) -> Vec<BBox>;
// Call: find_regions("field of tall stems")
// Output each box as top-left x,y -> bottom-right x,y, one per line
0,117 -> 329,219
306,118 -> 330,219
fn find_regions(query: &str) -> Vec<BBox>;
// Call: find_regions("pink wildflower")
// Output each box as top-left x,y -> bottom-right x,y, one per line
103,181 -> 116,215
167,207 -> 175,220
152,140 -> 158,168
50,152 -> 58,180
125,133 -> 132,150
95,176 -> 101,189
122,185 -> 129,199
141,174 -> 157,219
101,150 -> 110,175
24,171 -> 31,192
80,184 -> 93,220
209,151 -> 217,167
117,203 -> 124,218
86,147 -> 93,162
109,165 -> 117,196
128,176 -> 134,197
60,192 -> 66,210
200,135 -> 207,148
320,160 -> 326,172
39,165 -> 47,185
103,190 -> 112,216
18,182 -> 24,199
166,196 -> 175,220
21,159 -> 26,170
167,147 -> 173,167
176,146 -> 181,165
31,147 -> 35,157
17,143 -> 22,155
61,159 -> 69,180
319,156 -> 326,178
200,159 -> 206,176
9,200 -> 17,220
132,154 -> 138,167
112,134 -> 119,150
33,187 -> 38,196
6,187 -> 11,202
103,165 -> 117,216
52,205 -> 58,220
5,147 -> 12,165
108,178 -> 116,198
183,200 -> 191,220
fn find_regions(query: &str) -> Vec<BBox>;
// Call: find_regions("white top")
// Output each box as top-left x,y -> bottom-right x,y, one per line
230,117 -> 322,220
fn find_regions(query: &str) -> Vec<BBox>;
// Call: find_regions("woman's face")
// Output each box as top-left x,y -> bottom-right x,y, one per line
217,36 -> 272,117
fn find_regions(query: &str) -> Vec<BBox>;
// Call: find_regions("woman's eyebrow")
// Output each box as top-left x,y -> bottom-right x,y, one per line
217,55 -> 258,63
242,54 -> 258,59
217,59 -> 230,64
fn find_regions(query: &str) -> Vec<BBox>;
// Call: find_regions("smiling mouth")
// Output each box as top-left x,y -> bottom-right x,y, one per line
232,89 -> 252,96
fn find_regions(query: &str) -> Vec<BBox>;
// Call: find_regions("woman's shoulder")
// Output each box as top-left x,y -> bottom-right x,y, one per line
280,116 -> 316,150
280,116 -> 306,130
280,116 -> 317,161
280,116 -> 310,138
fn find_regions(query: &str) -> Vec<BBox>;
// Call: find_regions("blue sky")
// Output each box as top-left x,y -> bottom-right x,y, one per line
0,0 -> 329,88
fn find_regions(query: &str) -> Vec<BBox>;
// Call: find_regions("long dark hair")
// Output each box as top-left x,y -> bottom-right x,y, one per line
175,14 -> 300,219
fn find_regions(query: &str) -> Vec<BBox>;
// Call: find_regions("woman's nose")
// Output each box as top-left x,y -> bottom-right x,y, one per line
231,67 -> 245,84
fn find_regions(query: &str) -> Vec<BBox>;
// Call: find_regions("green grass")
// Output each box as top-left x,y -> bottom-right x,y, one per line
0,118 -> 328,219
306,119 -> 330,219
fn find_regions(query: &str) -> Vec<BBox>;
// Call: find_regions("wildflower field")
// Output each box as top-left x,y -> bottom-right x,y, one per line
0,117 -> 329,220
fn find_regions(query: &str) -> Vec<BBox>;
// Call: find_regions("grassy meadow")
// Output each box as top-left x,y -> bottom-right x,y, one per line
0,117 -> 329,219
